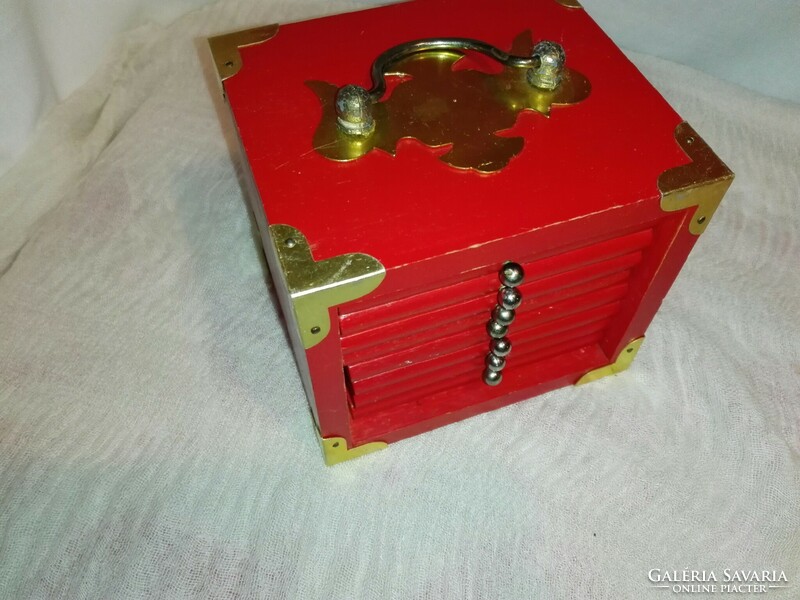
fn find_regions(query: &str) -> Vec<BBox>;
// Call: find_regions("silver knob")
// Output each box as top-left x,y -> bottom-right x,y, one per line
335,84 -> 375,136
485,353 -> 506,371
490,337 -> 512,357
493,306 -> 515,326
501,261 -> 525,287
527,41 -> 566,91
483,369 -> 503,386
498,286 -> 523,310
487,320 -> 509,339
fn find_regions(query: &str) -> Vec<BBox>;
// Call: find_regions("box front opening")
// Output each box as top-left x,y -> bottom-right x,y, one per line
338,217 -> 680,443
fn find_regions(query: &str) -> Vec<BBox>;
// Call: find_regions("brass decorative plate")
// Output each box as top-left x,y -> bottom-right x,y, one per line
309,31 -> 590,173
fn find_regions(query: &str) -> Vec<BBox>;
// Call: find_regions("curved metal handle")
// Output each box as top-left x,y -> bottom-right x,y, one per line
369,38 -> 541,100
335,37 -> 567,135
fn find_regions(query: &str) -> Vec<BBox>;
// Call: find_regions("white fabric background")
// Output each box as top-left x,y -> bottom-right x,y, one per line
1,0 -> 799,598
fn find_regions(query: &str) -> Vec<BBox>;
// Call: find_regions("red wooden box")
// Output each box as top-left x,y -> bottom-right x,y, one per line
208,0 -> 733,465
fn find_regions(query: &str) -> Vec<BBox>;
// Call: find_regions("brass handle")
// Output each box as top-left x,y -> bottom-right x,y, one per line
335,38 -> 567,136
483,262 -> 525,386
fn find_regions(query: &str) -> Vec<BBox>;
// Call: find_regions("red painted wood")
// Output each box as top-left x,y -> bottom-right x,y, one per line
338,228 -> 652,335
352,327 -> 609,414
343,266 -> 631,364
350,343 -> 609,444
342,253 -> 641,364
350,311 -> 616,402
304,308 -> 352,440
344,271 -> 629,381
601,211 -> 698,359
224,0 -> 689,268
219,0 -> 706,451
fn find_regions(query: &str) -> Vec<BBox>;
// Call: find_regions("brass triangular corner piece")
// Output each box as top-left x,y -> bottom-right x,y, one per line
658,122 -> 734,235
320,435 -> 388,466
208,24 -> 279,83
269,224 -> 385,349
553,0 -> 583,8
576,337 -> 645,385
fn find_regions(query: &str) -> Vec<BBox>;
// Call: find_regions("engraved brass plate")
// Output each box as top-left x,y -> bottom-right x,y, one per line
309,31 -> 590,173
269,224 -> 385,349
659,122 -> 734,235
576,337 -> 644,385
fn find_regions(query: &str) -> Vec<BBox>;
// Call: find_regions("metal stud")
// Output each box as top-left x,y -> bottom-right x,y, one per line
485,353 -> 506,371
527,40 -> 566,91
500,261 -> 525,287
483,369 -> 503,386
486,320 -> 508,339
498,286 -> 522,310
335,84 -> 375,136
493,306 -> 515,326
490,337 -> 512,357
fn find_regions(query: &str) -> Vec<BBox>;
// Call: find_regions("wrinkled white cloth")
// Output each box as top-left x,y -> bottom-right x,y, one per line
1,0 -> 799,598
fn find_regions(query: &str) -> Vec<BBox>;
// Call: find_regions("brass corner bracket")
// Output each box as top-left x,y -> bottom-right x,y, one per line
208,24 -> 279,83
658,122 -> 734,235
553,0 -> 583,8
320,435 -> 388,466
576,337 -> 644,385
269,224 -> 385,349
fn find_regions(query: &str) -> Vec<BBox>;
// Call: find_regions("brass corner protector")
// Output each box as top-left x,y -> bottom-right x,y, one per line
320,435 -> 388,466
208,24 -> 279,83
269,224 -> 385,349
658,122 -> 734,235
554,0 -> 583,8
576,337 -> 644,385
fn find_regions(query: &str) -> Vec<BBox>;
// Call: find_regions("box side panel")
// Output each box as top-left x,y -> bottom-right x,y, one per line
215,79 -> 357,441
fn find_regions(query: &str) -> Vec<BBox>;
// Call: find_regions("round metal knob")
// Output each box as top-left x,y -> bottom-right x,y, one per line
498,286 -> 522,310
485,353 -> 506,372
527,40 -> 566,91
335,84 -> 375,136
500,262 -> 525,287
483,369 -> 503,386
493,306 -> 515,326
490,337 -> 512,358
487,320 -> 509,339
